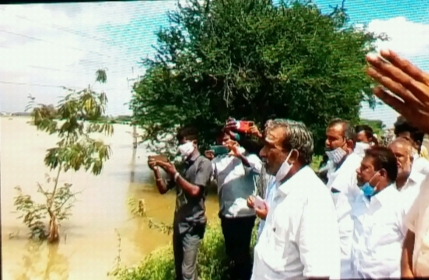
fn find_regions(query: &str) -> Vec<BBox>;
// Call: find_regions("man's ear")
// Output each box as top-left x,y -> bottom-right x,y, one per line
346,139 -> 355,152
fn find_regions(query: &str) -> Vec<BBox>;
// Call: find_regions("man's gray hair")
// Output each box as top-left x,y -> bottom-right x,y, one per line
328,118 -> 356,141
265,119 -> 314,165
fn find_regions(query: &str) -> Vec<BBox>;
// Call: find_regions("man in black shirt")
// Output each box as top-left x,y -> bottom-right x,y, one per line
148,126 -> 213,280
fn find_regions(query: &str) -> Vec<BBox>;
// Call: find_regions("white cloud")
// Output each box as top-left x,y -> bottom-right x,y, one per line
0,3 -> 148,115
367,17 -> 429,58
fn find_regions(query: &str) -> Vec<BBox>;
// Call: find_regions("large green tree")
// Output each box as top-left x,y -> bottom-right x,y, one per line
130,0 -> 385,155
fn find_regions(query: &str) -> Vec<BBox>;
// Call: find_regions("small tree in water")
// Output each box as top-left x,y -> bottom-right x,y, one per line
13,69 -> 114,243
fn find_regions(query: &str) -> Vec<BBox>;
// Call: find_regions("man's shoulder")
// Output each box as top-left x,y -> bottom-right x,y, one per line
197,155 -> 212,165
343,153 -> 363,169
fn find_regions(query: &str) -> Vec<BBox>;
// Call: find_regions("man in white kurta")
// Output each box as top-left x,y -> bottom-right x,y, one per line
402,175 -> 429,277
351,146 -> 407,278
389,138 -> 425,211
325,119 -> 363,278
252,119 -> 340,279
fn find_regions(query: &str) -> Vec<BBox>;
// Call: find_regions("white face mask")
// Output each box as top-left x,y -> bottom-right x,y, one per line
178,141 -> 195,159
326,147 -> 347,165
354,142 -> 371,157
275,150 -> 296,183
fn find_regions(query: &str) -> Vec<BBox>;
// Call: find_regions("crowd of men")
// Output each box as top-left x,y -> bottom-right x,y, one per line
147,49 -> 429,280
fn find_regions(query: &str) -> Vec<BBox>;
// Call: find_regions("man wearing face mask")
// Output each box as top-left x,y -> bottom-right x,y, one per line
389,138 -> 425,208
324,119 -> 363,278
394,116 -> 429,175
148,126 -> 213,280
325,119 -> 363,200
351,146 -> 407,278
252,119 -> 340,280
354,125 -> 378,157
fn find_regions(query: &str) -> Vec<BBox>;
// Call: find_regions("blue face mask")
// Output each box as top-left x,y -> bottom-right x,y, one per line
361,172 -> 380,200
362,183 -> 376,197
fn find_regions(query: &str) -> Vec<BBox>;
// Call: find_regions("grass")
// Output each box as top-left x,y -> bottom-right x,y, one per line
110,221 -> 257,280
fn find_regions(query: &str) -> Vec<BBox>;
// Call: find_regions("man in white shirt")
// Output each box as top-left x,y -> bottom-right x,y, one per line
401,175 -> 429,278
208,130 -> 262,280
351,146 -> 407,278
325,118 -> 363,278
325,118 -> 363,200
394,116 -> 429,175
252,119 -> 340,280
388,137 -> 425,210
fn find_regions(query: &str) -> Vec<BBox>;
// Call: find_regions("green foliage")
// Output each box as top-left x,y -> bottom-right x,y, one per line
130,0 -> 386,155
13,174 -> 78,240
14,69 -> 113,242
110,222 -> 257,280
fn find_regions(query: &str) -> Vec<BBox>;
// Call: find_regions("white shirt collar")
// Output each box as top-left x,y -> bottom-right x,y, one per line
364,184 -> 397,206
277,165 -> 313,196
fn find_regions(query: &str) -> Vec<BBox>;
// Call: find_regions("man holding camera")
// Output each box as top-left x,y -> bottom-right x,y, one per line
205,127 -> 262,280
148,126 -> 212,280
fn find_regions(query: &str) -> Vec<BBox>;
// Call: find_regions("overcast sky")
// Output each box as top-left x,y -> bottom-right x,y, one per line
0,0 -> 428,117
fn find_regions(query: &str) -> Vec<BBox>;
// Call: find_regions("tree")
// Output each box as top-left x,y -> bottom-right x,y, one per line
130,0 -> 386,155
13,69 -> 114,243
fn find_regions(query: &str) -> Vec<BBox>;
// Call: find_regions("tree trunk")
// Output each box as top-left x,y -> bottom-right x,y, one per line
132,125 -> 137,149
47,209 -> 60,243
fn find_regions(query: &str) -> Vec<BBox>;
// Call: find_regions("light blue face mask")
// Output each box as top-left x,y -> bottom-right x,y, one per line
361,172 -> 379,200
361,183 -> 376,197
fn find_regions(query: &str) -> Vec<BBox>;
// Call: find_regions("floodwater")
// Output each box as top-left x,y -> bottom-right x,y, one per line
1,117 -> 220,280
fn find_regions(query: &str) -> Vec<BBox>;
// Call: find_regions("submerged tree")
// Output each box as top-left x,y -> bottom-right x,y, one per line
130,0 -> 386,155
13,69 -> 114,243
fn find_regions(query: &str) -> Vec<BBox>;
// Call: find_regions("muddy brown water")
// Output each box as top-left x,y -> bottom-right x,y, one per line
1,117 -> 220,280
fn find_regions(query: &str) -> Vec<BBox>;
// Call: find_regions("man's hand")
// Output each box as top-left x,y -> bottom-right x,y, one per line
248,125 -> 263,139
156,161 -> 177,176
148,157 -> 158,171
204,150 -> 215,160
366,49 -> 429,134
255,202 -> 268,220
225,118 -> 238,132
247,195 -> 255,209
224,140 -> 241,157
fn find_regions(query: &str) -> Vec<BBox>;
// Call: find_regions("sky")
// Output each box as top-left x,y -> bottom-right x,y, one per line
0,0 -> 428,126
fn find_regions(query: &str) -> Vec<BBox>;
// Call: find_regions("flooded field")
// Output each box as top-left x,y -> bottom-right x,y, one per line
1,117 -> 220,280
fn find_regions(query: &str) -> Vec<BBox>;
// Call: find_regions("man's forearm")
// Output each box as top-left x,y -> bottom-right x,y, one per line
401,230 -> 415,278
175,173 -> 201,196
154,169 -> 168,194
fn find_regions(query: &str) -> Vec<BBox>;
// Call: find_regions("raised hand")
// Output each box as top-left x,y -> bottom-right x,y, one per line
366,49 -> 429,134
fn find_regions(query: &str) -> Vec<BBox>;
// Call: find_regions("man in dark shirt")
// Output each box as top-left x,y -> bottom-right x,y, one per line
148,126 -> 213,280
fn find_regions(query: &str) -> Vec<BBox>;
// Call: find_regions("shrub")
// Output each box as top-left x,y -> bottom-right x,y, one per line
112,221 -> 258,280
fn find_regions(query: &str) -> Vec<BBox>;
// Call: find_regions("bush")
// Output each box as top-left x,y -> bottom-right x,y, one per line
112,221 -> 258,280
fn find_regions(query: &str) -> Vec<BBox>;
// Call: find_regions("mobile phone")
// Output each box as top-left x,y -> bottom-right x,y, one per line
148,155 -> 169,162
209,145 -> 229,156
236,121 -> 255,133
254,195 -> 266,210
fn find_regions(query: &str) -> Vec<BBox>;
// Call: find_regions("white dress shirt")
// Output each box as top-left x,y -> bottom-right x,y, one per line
326,152 -> 363,278
395,170 -> 425,212
413,155 -> 429,176
332,191 -> 354,278
351,185 -> 408,278
212,148 -> 262,217
327,152 -> 363,202
252,166 -> 341,279
405,174 -> 429,277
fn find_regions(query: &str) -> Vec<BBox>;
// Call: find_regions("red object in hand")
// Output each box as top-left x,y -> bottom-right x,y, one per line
236,121 -> 254,133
